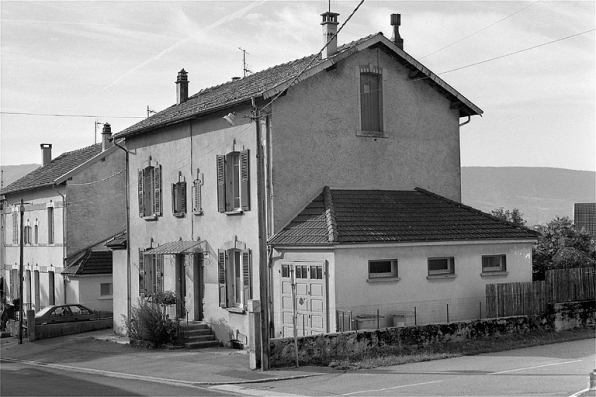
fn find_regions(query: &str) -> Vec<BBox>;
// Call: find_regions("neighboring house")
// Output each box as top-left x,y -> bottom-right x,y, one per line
269,187 -> 539,336
0,125 -> 125,313
110,12 -> 534,346
574,203 -> 596,237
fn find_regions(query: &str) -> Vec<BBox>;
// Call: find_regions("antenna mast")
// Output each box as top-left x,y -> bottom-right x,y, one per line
238,47 -> 252,77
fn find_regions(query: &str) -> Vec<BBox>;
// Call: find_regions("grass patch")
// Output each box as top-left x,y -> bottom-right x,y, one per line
328,327 -> 594,370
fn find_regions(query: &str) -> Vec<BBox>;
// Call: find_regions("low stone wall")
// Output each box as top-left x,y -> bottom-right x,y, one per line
554,300 -> 596,331
30,319 -> 113,341
270,315 -> 552,367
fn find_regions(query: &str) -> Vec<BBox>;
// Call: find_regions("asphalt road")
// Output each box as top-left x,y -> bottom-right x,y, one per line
0,361 -> 228,397
223,338 -> 596,397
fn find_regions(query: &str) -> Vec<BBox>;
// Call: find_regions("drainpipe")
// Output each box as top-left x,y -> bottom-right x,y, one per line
459,115 -> 471,127
113,140 -> 132,329
51,185 -> 67,304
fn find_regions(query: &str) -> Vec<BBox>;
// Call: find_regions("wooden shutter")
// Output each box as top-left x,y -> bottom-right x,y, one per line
240,149 -> 250,211
218,249 -> 227,308
171,183 -> 176,214
153,165 -> 162,216
193,180 -> 202,214
156,255 -> 164,293
360,73 -> 382,132
216,155 -> 226,213
242,249 -> 252,309
180,182 -> 186,214
138,169 -> 144,217
139,249 -> 145,296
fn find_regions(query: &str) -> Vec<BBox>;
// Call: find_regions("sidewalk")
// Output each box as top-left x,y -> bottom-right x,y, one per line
0,329 -> 327,387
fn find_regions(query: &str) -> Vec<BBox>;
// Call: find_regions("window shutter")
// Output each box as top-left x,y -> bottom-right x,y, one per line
216,155 -> 226,213
138,170 -> 144,217
139,249 -> 145,296
153,165 -> 162,216
218,249 -> 227,308
180,182 -> 186,214
193,180 -> 202,214
240,149 -> 250,211
242,249 -> 252,309
171,183 -> 176,214
156,255 -> 164,293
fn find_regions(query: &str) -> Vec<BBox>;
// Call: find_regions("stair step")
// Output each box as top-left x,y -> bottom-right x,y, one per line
185,340 -> 220,349
180,323 -> 210,331
185,334 -> 216,343
183,329 -> 212,337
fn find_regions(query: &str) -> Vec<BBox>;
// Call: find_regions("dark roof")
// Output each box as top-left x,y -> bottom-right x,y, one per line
269,187 -> 540,246
62,249 -> 112,276
115,33 -> 481,140
1,144 -> 102,195
106,231 -> 127,249
144,241 -> 203,255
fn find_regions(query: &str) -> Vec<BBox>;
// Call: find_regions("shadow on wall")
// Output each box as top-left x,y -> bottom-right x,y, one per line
207,316 -> 237,346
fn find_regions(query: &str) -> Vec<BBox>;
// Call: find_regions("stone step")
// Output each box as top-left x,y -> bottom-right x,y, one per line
185,334 -> 217,343
179,322 -> 210,331
185,340 -> 220,349
183,329 -> 212,337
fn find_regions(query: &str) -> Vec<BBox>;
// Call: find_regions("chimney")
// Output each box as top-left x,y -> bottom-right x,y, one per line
391,14 -> 404,50
321,11 -> 340,59
41,144 -> 52,166
176,69 -> 189,105
101,123 -> 112,151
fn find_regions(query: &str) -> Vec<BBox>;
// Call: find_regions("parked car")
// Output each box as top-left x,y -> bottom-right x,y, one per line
32,304 -> 112,326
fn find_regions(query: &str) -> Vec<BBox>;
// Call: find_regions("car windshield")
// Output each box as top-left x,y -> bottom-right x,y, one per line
36,307 -> 54,317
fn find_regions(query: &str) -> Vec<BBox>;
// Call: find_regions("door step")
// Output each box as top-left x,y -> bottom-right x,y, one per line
179,321 -> 220,349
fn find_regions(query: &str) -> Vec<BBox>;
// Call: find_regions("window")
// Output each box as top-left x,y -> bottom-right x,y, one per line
100,283 -> 113,296
48,271 -> 55,305
358,64 -> 384,135
217,150 -> 250,213
24,224 -> 32,245
281,264 -> 323,279
34,222 -> 39,245
12,212 -> 18,244
139,250 -> 164,296
482,255 -> 507,273
428,257 -> 455,276
368,259 -> 398,279
138,164 -> 162,218
192,171 -> 203,215
218,248 -> 252,310
47,207 -> 54,244
171,180 -> 187,217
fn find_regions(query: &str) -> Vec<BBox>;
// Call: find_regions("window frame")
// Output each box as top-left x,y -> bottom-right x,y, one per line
171,179 -> 187,217
356,65 -> 387,138
47,207 -> 54,244
138,163 -> 162,219
218,248 -> 252,312
427,257 -> 455,276
482,255 -> 507,273
100,282 -> 113,297
368,259 -> 398,280
216,149 -> 250,214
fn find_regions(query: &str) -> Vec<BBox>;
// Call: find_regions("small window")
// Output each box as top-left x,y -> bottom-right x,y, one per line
282,264 -> 290,278
171,180 -> 187,217
310,266 -> 323,280
368,259 -> 398,278
295,265 -> 308,279
47,207 -> 54,244
24,225 -> 32,245
428,257 -> 455,276
482,255 -> 506,272
100,283 -> 113,296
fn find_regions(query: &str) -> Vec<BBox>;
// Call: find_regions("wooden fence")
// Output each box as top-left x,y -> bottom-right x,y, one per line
486,267 -> 595,318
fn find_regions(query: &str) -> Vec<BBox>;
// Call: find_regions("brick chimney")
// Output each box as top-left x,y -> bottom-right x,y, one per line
176,69 -> 189,105
101,123 -> 112,151
40,144 -> 52,166
321,11 -> 340,59
391,14 -> 404,50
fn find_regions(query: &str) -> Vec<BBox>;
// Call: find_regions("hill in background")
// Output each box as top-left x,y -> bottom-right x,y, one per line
1,164 -> 41,189
462,167 -> 596,227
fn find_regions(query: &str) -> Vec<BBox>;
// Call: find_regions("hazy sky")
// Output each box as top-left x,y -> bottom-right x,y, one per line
1,1 -> 594,171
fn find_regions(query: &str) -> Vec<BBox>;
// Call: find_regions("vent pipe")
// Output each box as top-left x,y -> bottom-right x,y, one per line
391,14 -> 404,50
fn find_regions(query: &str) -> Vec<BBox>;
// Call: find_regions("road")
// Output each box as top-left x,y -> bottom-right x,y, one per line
0,361 -> 227,397
218,338 -> 595,397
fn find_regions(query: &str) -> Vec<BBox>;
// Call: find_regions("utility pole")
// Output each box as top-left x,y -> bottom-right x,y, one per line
18,199 -> 24,344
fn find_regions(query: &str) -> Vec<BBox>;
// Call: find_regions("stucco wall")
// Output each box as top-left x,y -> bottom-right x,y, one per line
66,148 -> 126,257
112,248 -> 128,335
271,48 -> 462,232
73,275 -> 113,312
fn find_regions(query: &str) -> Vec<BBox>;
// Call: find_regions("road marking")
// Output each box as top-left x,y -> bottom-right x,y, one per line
341,380 -> 443,396
210,384 -> 300,396
489,360 -> 583,375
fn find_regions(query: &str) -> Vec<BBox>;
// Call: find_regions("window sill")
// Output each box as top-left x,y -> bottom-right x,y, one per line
143,215 -> 158,221
224,210 -> 244,216
193,210 -> 204,216
98,296 -> 113,300
367,276 -> 400,283
173,212 -> 186,218
226,307 -> 246,315
356,129 -> 388,138
426,274 -> 457,280
481,271 -> 508,277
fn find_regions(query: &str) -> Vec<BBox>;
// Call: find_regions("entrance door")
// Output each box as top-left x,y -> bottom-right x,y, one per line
193,254 -> 204,321
280,261 -> 327,338
176,255 -> 186,319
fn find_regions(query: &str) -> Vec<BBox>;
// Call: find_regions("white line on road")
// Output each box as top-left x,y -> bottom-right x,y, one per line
489,360 -> 583,375
341,380 -> 444,396
210,384 -> 301,396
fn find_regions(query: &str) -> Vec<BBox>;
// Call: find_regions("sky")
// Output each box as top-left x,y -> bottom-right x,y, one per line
1,0 -> 594,171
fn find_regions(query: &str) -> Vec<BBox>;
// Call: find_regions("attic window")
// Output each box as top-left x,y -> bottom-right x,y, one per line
357,65 -> 387,138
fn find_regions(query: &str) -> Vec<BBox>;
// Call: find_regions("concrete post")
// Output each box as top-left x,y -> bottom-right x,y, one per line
26,310 -> 35,341
589,369 -> 596,390
248,300 -> 261,369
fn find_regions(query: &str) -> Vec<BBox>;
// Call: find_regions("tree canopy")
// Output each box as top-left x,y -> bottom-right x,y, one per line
490,207 -> 527,227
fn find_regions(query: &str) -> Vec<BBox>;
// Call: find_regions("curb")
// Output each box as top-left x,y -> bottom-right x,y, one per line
0,357 -> 320,387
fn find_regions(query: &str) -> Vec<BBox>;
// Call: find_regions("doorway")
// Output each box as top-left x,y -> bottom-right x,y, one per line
193,254 -> 204,321
176,255 -> 186,319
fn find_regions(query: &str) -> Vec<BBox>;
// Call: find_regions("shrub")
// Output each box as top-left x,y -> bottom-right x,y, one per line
124,299 -> 179,347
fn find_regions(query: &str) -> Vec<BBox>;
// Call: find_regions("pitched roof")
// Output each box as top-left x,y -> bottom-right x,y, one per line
269,187 -> 539,246
144,240 -> 204,255
62,249 -> 112,276
106,231 -> 127,249
1,144 -> 102,195
115,33 -> 482,140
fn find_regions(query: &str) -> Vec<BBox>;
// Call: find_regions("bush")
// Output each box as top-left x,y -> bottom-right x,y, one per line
124,299 -> 180,347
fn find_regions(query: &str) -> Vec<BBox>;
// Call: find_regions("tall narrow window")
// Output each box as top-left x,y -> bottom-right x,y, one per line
47,207 -> 54,244
138,249 -> 164,296
34,221 -> 39,245
192,171 -> 203,215
172,179 -> 187,217
12,212 -> 18,244
360,66 -> 383,132
138,164 -> 162,218
49,271 -> 55,305
218,248 -> 252,310
216,150 -> 250,213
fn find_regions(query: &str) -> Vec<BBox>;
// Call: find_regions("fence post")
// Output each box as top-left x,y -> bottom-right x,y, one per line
376,308 -> 380,329
414,307 -> 417,326
446,304 -> 449,323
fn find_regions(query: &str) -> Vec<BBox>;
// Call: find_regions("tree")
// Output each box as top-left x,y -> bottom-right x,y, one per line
532,216 -> 596,279
490,207 -> 527,227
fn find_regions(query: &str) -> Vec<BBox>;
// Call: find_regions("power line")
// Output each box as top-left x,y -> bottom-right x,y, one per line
1,111 -> 144,119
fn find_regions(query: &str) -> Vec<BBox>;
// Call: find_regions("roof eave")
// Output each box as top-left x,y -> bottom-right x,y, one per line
55,144 -> 119,185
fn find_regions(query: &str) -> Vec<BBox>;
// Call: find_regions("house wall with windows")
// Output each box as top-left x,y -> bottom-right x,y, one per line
2,187 -> 66,310
65,148 -> 126,257
271,48 -> 462,231
66,275 -> 113,312
333,241 -> 534,326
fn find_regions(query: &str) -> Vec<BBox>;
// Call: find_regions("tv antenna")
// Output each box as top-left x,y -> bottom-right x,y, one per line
238,47 -> 252,77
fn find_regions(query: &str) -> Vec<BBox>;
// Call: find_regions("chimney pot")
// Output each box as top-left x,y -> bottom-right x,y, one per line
321,11 -> 340,59
40,144 -> 52,166
391,13 -> 404,50
176,69 -> 189,105
101,123 -> 112,151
